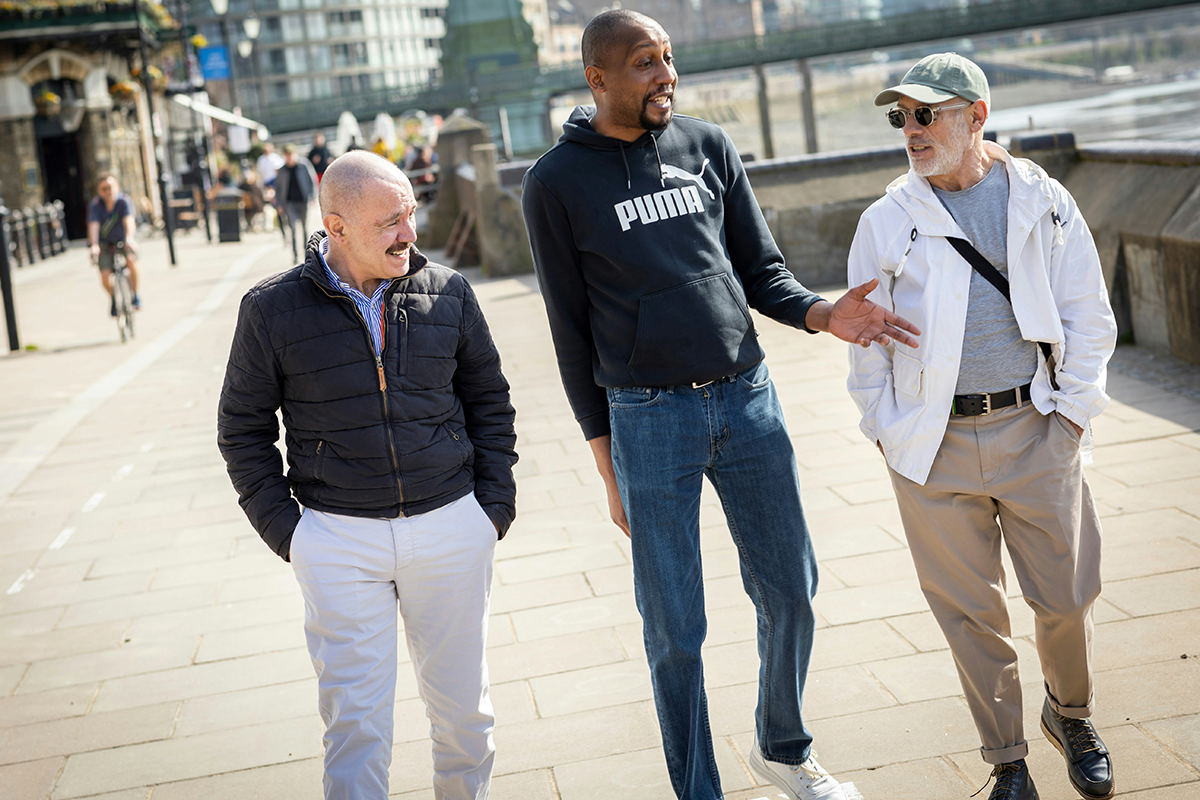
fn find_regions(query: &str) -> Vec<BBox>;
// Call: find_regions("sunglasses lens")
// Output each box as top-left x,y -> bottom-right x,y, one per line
887,109 -> 906,129
914,107 -> 935,126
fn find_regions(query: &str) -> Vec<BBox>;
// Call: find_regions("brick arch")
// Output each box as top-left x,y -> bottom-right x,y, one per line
18,49 -> 93,87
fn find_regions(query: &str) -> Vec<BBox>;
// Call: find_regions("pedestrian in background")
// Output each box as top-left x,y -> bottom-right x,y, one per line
847,53 -> 1117,800
308,132 -> 332,183
275,144 -> 319,261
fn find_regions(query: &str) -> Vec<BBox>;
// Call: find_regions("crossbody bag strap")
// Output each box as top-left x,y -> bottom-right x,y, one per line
947,236 -> 1052,361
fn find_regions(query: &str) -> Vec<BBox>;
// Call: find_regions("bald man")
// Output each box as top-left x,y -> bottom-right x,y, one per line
218,151 -> 517,800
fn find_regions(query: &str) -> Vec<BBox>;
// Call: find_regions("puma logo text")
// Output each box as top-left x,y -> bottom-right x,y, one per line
614,186 -> 705,232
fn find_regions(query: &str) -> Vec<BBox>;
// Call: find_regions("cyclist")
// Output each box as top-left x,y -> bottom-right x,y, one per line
87,174 -> 141,315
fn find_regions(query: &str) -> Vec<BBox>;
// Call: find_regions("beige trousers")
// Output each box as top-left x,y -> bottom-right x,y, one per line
888,402 -> 1102,765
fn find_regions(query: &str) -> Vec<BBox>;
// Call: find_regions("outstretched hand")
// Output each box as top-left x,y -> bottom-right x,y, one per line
807,279 -> 920,349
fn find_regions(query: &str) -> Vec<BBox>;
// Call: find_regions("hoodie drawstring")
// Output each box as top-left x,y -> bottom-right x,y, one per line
651,133 -> 665,188
619,142 -> 632,190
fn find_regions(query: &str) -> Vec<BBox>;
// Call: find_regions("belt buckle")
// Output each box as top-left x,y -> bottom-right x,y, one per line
691,379 -> 714,389
955,393 -> 991,417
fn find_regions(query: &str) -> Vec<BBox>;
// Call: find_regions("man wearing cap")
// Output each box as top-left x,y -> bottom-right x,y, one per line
845,54 -> 1117,800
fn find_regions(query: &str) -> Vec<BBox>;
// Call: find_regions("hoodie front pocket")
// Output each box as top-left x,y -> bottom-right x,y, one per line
893,350 -> 924,399
626,274 -> 754,385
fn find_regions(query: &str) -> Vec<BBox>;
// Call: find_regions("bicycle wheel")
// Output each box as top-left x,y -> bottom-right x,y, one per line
113,265 -> 134,342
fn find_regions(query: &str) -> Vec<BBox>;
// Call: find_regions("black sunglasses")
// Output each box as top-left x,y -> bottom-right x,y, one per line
887,102 -> 970,129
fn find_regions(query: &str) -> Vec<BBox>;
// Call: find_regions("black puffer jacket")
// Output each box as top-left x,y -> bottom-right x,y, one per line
218,234 -> 518,560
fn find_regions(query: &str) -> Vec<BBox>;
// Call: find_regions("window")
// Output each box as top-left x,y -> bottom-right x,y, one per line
309,44 -> 331,70
278,0 -> 300,9
338,75 -> 355,94
312,77 -> 333,97
266,48 -> 287,75
270,80 -> 289,102
419,7 -> 445,18
262,16 -> 283,43
358,73 -> 372,92
366,39 -> 381,66
303,0 -> 322,7
282,14 -> 305,42
289,78 -> 311,100
285,46 -> 307,74
363,9 -> 377,35
305,11 -> 326,39
424,38 -> 437,50
332,42 -> 367,67
326,9 -> 364,37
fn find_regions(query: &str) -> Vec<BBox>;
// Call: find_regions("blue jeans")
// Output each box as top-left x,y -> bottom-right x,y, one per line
608,360 -> 819,800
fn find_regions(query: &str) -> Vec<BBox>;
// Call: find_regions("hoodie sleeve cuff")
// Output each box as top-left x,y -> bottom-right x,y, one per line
794,294 -> 826,334
580,410 -> 611,441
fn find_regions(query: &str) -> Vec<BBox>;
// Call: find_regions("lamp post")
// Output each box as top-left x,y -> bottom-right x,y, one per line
242,11 -> 261,118
209,0 -> 238,112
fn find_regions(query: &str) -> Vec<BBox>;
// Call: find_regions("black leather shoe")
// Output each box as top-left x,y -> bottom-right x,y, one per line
979,760 -> 1039,800
1040,699 -> 1114,800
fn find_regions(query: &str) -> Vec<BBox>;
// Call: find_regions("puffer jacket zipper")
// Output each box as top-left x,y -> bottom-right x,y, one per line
312,280 -> 406,508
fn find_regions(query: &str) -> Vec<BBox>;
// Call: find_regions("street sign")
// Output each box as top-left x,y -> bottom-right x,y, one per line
198,46 -> 231,81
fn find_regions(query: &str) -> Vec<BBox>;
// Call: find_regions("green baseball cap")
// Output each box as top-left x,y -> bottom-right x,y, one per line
874,52 -> 990,107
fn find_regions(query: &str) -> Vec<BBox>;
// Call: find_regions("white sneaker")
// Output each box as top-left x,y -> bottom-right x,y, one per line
748,738 -> 848,800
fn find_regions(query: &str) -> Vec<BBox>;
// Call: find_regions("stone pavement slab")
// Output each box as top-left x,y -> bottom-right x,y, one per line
0,229 -> 1198,799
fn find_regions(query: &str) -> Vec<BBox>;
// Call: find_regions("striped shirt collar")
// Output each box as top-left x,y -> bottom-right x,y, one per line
317,236 -> 393,355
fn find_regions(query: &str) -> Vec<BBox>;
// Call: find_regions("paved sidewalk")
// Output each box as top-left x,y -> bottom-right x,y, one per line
0,230 -> 1197,799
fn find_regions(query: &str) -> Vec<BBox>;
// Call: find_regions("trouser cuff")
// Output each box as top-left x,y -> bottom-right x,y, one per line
1046,684 -> 1093,720
981,741 -> 1029,765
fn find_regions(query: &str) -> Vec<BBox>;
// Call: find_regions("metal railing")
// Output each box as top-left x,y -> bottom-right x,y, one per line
0,201 -> 71,351
254,0 -> 1200,133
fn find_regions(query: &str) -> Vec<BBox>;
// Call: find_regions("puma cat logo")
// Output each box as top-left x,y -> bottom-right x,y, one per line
660,158 -> 715,200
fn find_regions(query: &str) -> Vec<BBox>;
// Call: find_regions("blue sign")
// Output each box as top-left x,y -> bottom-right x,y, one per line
198,46 -> 231,81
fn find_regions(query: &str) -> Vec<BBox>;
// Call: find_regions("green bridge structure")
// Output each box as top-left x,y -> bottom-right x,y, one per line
258,0 -> 1200,153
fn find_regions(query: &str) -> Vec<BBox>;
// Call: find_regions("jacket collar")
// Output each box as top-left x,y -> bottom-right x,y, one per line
300,230 -> 428,290
885,141 -> 1056,237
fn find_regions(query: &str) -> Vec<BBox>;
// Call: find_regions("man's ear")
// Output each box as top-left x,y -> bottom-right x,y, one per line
323,213 -> 346,241
971,100 -> 989,132
585,64 -> 605,94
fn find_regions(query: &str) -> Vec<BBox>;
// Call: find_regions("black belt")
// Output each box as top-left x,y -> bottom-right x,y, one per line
951,383 -> 1032,417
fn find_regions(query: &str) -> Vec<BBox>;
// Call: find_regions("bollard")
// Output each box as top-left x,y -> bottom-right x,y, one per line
7,210 -> 22,268
52,200 -> 66,254
0,204 -> 19,350
36,205 -> 51,259
21,207 -> 38,264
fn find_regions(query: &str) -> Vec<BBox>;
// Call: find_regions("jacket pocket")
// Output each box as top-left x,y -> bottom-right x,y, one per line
314,440 -> 327,481
394,308 -> 408,377
893,350 -> 924,399
626,273 -> 754,385
441,422 -> 472,461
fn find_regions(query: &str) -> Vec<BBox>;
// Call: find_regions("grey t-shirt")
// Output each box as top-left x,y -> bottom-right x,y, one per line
933,160 -> 1039,395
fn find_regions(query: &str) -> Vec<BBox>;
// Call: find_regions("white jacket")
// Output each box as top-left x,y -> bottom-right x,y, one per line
846,142 -> 1117,485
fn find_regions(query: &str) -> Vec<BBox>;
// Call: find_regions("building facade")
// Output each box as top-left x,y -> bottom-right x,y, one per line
0,9 -> 166,240
190,0 -> 447,119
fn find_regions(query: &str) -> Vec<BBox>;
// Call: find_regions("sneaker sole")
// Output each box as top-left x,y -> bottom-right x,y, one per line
1040,717 -> 1115,800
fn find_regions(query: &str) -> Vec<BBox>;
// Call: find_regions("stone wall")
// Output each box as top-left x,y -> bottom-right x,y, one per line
0,117 -> 43,210
1062,143 -> 1200,366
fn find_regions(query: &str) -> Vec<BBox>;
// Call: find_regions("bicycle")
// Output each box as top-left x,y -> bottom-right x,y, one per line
106,242 -> 136,343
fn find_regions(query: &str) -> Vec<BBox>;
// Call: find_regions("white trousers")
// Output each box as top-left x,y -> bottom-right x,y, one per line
290,494 -> 498,800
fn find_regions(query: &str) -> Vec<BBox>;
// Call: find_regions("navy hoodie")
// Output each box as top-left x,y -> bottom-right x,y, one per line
522,106 -> 823,440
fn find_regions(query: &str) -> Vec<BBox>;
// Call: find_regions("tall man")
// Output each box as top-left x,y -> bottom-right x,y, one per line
521,10 -> 919,800
846,54 -> 1117,800
218,151 -> 517,800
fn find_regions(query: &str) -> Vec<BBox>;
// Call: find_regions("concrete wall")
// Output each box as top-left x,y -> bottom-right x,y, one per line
1062,143 -> 1200,366
460,123 -> 1200,367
